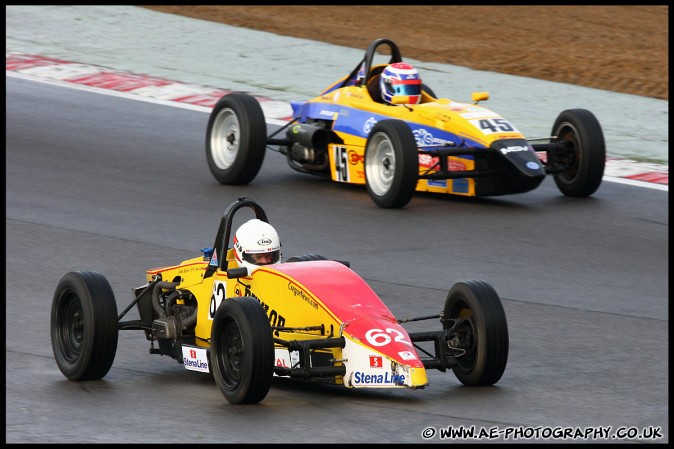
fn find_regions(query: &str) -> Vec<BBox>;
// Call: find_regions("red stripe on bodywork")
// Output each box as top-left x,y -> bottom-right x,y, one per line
268,261 -> 423,367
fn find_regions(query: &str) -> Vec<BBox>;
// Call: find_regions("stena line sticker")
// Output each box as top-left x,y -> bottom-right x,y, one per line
182,346 -> 209,373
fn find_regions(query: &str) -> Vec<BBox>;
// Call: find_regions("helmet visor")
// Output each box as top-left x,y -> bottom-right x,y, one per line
390,81 -> 421,97
243,250 -> 281,266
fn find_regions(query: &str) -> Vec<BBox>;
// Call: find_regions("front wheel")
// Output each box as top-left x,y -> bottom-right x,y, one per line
210,297 -> 274,404
206,93 -> 267,185
444,280 -> 508,386
550,109 -> 605,197
51,271 -> 119,381
364,120 -> 419,208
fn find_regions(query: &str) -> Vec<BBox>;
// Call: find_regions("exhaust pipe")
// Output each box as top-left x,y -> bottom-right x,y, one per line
286,124 -> 330,151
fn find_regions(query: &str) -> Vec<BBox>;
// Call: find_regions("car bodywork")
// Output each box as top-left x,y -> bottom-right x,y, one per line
51,198 -> 509,404
206,38 -> 606,208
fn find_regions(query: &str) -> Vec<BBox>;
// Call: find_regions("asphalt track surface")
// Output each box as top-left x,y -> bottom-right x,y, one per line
5,70 -> 668,442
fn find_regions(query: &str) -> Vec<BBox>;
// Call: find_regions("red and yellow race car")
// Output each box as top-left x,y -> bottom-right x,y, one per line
206,38 -> 606,208
51,197 -> 509,404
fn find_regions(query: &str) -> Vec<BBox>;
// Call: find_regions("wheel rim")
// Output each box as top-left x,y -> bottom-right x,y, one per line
449,301 -> 478,373
366,132 -> 396,196
56,291 -> 84,364
210,108 -> 240,170
217,319 -> 244,390
555,122 -> 581,185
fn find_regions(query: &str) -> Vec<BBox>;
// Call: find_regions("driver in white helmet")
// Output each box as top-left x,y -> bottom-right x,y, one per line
233,218 -> 282,274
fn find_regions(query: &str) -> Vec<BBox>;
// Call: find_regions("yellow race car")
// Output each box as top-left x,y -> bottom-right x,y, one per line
51,197 -> 509,404
206,38 -> 606,208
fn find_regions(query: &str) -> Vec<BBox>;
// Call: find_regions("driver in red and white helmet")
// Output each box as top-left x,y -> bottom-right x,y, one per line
379,62 -> 422,105
233,219 -> 282,274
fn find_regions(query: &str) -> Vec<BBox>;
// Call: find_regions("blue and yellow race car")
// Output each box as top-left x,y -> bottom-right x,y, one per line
206,38 -> 605,208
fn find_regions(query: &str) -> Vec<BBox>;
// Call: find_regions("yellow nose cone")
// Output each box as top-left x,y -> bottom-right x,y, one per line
407,366 -> 429,389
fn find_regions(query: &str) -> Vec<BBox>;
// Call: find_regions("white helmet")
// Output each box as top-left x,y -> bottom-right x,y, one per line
233,219 -> 281,274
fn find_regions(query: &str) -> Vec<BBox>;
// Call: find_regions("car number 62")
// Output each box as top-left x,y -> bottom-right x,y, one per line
365,328 -> 412,347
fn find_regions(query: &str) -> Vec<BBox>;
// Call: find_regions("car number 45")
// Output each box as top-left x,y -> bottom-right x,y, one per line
333,146 -> 350,182
470,118 -> 518,135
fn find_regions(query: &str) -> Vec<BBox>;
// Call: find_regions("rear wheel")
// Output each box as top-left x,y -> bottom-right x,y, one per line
51,271 -> 119,381
206,93 -> 267,185
444,280 -> 508,386
364,120 -> 419,208
550,109 -> 605,197
211,297 -> 274,404
286,253 -> 328,262
421,83 -> 437,99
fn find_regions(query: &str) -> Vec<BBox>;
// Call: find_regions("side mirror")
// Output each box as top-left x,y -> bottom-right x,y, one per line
471,91 -> 489,104
227,267 -> 248,279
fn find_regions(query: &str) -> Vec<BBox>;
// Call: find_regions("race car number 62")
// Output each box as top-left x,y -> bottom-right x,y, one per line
365,328 -> 412,347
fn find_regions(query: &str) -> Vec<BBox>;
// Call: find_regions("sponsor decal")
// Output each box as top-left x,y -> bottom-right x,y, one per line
257,238 -> 272,246
419,154 -> 467,172
209,248 -> 218,266
460,110 -> 499,119
499,145 -> 529,155
398,351 -> 417,361
275,357 -> 289,367
419,153 -> 436,169
273,349 -> 297,375
363,117 -> 378,134
345,92 -> 364,99
236,283 -> 286,334
181,346 -> 209,373
348,150 -> 364,165
288,282 -> 318,309
353,371 -> 406,385
369,355 -> 383,368
449,159 -> 467,171
413,128 -> 452,146
428,179 -> 447,187
527,161 -> 541,170
452,178 -> 469,194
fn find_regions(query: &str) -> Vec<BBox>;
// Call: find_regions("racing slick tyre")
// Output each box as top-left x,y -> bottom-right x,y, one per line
50,271 -> 119,381
550,109 -> 605,197
211,296 -> 274,405
206,92 -> 267,185
421,83 -> 437,99
364,120 -> 419,208
286,253 -> 328,262
443,280 -> 508,386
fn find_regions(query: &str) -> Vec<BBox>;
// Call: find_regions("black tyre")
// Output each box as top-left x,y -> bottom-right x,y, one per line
364,120 -> 419,208
550,109 -> 605,197
211,297 -> 274,404
51,271 -> 119,381
286,253 -> 328,262
421,83 -> 437,99
206,92 -> 267,185
444,280 -> 508,386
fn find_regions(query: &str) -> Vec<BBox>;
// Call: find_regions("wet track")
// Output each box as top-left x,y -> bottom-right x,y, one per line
5,77 -> 668,443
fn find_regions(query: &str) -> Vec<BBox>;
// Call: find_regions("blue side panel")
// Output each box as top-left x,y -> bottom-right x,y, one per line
452,178 -> 469,193
291,100 -> 342,121
331,107 -> 486,154
291,102 -> 487,162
